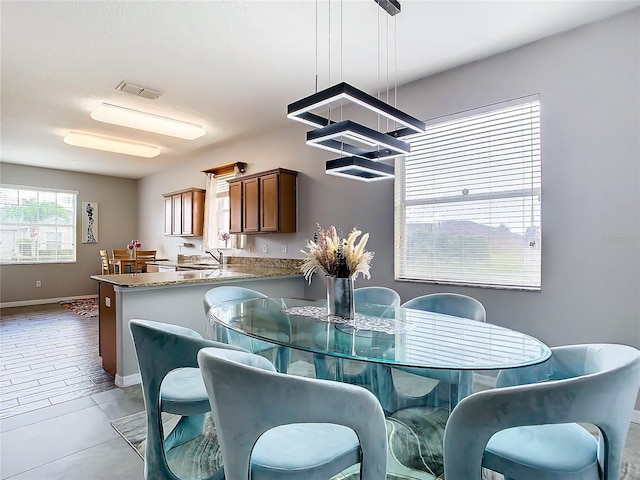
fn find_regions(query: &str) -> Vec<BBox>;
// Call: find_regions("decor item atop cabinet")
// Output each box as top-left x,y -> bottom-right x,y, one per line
228,168 -> 297,234
163,188 -> 205,236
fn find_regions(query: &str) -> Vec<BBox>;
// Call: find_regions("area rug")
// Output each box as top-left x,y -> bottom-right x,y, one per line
59,297 -> 98,317
111,406 -> 456,480
112,408 -> 640,480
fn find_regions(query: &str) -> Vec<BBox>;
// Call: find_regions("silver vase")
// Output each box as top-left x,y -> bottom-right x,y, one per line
326,276 -> 355,319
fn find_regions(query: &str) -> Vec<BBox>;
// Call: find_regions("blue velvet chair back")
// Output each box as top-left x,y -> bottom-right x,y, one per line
444,343 -> 640,480
376,293 -> 486,413
129,318 -> 244,480
203,286 -> 291,373
313,286 -> 401,384
355,287 -> 401,308
401,293 -> 486,322
198,347 -> 388,480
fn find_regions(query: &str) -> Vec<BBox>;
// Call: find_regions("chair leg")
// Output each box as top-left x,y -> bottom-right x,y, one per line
163,413 -> 207,451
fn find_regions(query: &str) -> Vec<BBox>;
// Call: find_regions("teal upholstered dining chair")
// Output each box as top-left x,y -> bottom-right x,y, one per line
444,343 -> 640,480
313,286 -> 401,385
203,285 -> 291,373
375,293 -> 486,413
355,286 -> 402,308
129,318 -> 246,480
197,346 -> 388,480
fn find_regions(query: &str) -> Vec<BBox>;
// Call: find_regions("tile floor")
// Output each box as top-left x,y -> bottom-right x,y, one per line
1,303 -> 639,479
0,303 -> 145,479
0,304 -> 115,420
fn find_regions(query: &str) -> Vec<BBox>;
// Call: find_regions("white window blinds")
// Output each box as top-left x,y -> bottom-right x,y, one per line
394,98 -> 541,290
0,185 -> 77,264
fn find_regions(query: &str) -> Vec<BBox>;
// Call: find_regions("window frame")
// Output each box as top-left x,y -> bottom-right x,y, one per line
394,97 -> 541,291
0,184 -> 77,265
214,173 -> 234,249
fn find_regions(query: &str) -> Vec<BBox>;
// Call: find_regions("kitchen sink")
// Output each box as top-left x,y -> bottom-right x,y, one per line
177,263 -> 224,270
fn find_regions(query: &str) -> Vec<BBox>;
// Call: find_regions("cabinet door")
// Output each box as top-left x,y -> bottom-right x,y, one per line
229,182 -> 243,233
260,173 -> 279,232
164,197 -> 172,235
243,178 -> 260,233
191,190 -> 205,237
182,191 -> 193,235
172,195 -> 182,235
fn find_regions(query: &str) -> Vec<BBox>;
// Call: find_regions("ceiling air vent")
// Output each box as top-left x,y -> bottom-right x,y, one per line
116,81 -> 162,100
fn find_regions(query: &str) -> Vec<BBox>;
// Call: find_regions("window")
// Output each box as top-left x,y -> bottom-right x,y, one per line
0,185 -> 77,264
215,173 -> 234,247
394,98 -> 541,290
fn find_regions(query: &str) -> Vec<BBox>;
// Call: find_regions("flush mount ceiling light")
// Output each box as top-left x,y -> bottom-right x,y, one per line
326,156 -> 395,182
306,119 -> 410,160
91,103 -> 205,140
63,131 -> 161,158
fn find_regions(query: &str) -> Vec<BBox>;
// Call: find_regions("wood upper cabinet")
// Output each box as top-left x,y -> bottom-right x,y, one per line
229,181 -> 243,233
163,188 -> 205,236
242,177 -> 260,233
229,168 -> 297,234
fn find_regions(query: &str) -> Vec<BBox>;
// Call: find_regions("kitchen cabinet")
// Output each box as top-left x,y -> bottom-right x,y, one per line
162,188 -> 205,236
228,168 -> 297,234
98,282 -> 116,375
242,177 -> 260,233
229,181 -> 242,233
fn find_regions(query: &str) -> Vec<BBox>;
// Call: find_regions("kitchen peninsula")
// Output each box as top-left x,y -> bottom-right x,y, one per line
91,257 -> 305,386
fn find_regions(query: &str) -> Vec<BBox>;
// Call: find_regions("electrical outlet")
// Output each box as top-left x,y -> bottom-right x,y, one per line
105,297 -> 111,307
35,280 -> 41,287
262,244 -> 268,253
282,244 -> 287,254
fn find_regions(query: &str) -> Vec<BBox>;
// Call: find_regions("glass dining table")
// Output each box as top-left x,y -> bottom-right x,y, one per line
207,296 -> 551,479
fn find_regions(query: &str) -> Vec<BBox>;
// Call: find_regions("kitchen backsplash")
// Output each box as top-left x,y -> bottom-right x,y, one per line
225,256 -> 304,269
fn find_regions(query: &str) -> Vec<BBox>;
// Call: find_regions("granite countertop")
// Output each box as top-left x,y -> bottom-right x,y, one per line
90,257 -> 304,288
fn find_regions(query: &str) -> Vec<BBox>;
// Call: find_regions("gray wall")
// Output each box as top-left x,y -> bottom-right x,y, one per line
3,9 -> 638,354
140,9 -> 640,351
0,163 -> 138,304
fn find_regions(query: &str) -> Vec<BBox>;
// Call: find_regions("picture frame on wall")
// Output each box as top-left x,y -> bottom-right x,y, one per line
82,202 -> 98,243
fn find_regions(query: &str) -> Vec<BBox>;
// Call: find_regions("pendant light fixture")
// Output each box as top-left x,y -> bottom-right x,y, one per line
287,0 -> 425,182
325,156 -> 395,182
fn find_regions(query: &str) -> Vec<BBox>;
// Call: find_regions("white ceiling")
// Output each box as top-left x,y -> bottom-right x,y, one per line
2,0 -> 638,179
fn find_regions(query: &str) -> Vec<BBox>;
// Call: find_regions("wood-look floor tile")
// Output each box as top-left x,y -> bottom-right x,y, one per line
0,303 -> 116,419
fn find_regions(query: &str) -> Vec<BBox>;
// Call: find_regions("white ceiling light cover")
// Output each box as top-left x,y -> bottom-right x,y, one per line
63,132 -> 161,158
91,103 -> 205,140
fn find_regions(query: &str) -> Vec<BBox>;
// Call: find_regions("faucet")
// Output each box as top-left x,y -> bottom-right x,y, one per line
205,249 -> 223,265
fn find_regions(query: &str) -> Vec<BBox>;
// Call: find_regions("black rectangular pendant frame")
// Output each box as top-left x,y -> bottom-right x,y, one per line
306,120 -> 410,160
374,0 -> 401,16
326,156 -> 395,182
288,82 -> 425,135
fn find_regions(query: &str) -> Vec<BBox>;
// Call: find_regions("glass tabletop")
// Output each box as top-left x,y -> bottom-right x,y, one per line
207,297 -> 551,371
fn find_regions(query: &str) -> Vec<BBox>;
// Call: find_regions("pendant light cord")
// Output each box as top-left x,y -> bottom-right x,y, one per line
315,0 -> 318,93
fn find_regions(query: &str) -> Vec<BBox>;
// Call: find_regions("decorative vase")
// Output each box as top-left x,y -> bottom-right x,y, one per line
326,276 -> 355,319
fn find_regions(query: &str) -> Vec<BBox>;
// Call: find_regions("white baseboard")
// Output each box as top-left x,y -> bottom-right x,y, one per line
115,373 -> 141,388
0,294 -> 98,309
